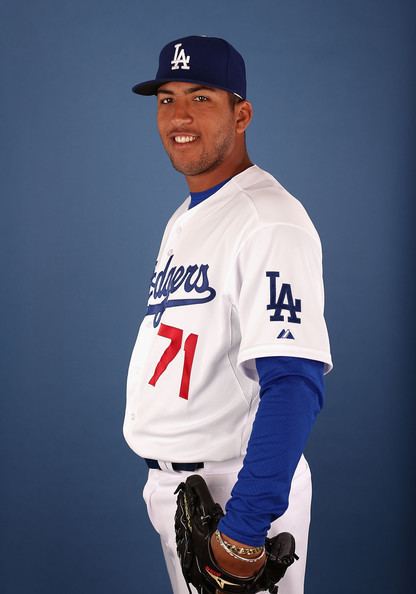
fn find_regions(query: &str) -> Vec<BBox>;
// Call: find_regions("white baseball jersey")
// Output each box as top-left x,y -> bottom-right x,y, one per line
123,165 -> 332,462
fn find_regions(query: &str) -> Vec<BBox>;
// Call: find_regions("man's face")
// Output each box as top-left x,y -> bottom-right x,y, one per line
156,82 -> 239,177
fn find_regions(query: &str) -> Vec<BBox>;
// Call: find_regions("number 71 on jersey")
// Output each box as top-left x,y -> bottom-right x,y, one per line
148,323 -> 199,400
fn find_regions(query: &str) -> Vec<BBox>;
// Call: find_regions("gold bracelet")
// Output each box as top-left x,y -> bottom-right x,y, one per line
216,533 -> 266,563
215,530 -> 265,561
215,530 -> 264,555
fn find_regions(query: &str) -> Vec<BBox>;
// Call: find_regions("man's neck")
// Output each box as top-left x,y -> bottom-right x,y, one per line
185,154 -> 253,193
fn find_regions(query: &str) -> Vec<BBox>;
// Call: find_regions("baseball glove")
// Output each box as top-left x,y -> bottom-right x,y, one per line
174,474 -> 298,594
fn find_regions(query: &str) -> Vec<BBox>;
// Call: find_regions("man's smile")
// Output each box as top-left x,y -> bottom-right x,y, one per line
173,135 -> 198,144
168,131 -> 200,146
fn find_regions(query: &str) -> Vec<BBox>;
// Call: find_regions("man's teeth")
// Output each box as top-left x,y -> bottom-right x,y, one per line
174,136 -> 197,143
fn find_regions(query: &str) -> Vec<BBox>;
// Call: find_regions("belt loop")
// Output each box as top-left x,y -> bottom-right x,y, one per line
143,458 -> 204,472
159,460 -> 174,472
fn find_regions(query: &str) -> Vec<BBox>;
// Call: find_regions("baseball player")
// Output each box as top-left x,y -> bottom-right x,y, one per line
124,35 -> 332,594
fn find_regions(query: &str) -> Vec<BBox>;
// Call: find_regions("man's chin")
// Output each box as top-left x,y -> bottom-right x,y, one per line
170,158 -> 207,177
169,156 -> 223,178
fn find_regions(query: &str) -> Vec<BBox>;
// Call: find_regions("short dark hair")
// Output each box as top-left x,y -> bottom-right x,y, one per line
228,93 -> 244,109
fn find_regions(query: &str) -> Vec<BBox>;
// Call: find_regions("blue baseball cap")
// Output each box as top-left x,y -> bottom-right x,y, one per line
132,35 -> 246,100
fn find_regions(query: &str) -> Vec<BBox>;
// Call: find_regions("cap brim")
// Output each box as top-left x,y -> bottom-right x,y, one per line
132,78 -> 244,99
132,79 -> 164,95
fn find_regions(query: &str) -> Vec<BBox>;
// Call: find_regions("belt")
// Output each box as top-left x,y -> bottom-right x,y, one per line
144,458 -> 204,472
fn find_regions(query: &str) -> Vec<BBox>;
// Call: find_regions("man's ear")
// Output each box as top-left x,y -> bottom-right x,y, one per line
235,100 -> 253,134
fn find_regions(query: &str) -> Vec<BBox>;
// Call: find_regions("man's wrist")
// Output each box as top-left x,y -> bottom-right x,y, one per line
214,529 -> 265,558
209,531 -> 266,578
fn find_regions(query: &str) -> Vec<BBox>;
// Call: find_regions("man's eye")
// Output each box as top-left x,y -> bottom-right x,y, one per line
194,95 -> 208,102
159,97 -> 172,105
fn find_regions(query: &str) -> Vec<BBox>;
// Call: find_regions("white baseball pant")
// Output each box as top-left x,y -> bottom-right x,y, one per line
142,454 -> 312,594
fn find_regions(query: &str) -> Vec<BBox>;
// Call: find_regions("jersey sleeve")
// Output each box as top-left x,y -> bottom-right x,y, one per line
229,223 -> 333,379
218,356 -> 324,545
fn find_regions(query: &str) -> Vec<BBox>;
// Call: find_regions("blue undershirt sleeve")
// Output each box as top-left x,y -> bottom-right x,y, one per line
217,356 -> 324,546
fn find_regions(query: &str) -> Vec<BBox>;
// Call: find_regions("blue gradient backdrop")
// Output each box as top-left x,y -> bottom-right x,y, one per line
1,1 -> 414,593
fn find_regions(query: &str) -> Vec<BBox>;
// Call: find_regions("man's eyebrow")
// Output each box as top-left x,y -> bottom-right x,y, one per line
156,86 -> 217,96
185,86 -> 217,94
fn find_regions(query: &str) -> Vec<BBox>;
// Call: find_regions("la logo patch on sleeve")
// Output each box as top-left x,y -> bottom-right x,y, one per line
266,271 -> 301,324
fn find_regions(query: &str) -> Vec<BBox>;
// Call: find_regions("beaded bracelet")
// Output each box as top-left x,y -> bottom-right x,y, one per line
215,530 -> 265,563
214,530 -> 264,555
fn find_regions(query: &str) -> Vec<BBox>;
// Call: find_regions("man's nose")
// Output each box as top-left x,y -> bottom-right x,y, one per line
171,101 -> 193,126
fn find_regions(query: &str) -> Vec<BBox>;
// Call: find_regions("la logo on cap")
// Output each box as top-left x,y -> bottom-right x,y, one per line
171,43 -> 190,70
